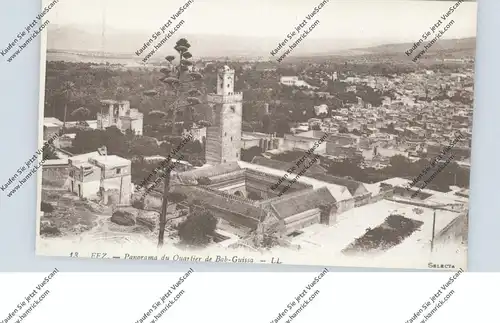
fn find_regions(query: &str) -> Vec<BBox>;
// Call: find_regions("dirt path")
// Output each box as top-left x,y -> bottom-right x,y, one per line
77,203 -> 159,244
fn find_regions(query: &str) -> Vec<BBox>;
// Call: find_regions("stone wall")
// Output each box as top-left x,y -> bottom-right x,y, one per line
144,191 -> 176,213
280,209 -> 320,236
219,101 -> 242,163
435,212 -> 468,243
205,127 -> 222,164
386,196 -> 463,212
393,186 -> 432,200
335,198 -> 355,214
245,168 -> 312,195
198,185 -> 258,205
42,164 -> 69,187
331,188 -> 395,219
353,193 -> 372,207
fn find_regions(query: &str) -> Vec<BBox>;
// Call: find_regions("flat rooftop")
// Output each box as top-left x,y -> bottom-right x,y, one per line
69,152 -> 102,164
90,155 -> 131,167
44,122 -> 61,128
292,199 -> 461,255
43,117 -> 63,126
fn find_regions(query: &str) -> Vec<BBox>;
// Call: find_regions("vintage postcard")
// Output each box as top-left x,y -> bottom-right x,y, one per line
34,0 -> 476,269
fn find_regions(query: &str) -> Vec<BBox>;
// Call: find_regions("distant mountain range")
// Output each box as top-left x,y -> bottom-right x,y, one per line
46,24 -> 476,61
348,37 -> 476,55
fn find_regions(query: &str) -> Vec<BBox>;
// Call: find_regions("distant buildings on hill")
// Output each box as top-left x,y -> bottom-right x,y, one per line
280,76 -> 318,89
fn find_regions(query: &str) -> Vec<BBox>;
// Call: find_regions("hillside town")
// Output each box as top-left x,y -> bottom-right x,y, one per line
39,47 -> 471,267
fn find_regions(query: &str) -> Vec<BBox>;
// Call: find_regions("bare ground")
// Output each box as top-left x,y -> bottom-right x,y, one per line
39,187 -> 179,245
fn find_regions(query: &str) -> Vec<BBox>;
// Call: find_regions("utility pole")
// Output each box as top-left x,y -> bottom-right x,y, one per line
118,175 -> 123,205
430,209 -> 436,252
429,203 -> 462,253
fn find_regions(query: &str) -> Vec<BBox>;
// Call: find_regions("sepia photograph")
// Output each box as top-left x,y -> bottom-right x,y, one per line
35,0 -> 476,269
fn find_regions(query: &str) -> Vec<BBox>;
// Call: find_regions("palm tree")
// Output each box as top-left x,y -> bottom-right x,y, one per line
61,81 -> 75,130
144,38 -> 204,247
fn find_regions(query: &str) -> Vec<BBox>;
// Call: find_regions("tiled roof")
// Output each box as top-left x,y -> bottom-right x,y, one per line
271,187 -> 336,219
256,187 -> 316,207
304,173 -> 367,196
208,169 -> 246,185
177,162 -> 241,182
172,185 -> 264,229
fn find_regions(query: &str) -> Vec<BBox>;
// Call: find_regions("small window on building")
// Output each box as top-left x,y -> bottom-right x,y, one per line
231,136 -> 233,141
116,168 -> 121,174
230,106 -> 235,112
225,132 -> 227,136
227,84 -> 230,88
236,153 -> 239,158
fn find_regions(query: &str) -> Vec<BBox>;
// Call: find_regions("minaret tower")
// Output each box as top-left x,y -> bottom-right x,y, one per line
205,66 -> 243,165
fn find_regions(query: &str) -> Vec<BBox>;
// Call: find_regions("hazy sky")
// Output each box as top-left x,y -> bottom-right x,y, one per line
49,0 -> 477,43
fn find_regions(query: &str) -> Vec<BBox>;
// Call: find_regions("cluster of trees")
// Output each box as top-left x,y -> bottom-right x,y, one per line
45,62 -> 123,123
177,208 -> 217,246
40,201 -> 54,213
240,146 -> 264,162
270,152 -> 470,191
260,114 -> 291,136
70,126 -> 129,156
271,150 -> 310,163
70,126 -> 204,158
380,155 -> 469,190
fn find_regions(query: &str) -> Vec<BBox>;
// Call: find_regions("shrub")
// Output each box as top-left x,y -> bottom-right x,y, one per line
132,199 -> 145,209
196,177 -> 211,186
261,235 -> 280,249
40,223 -> 60,236
343,214 -> 423,253
40,201 -> 54,213
110,210 -> 136,226
177,209 -> 217,246
167,192 -> 187,203
247,191 -> 263,201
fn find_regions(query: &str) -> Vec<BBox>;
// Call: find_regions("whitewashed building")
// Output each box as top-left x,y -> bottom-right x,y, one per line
67,149 -> 132,205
